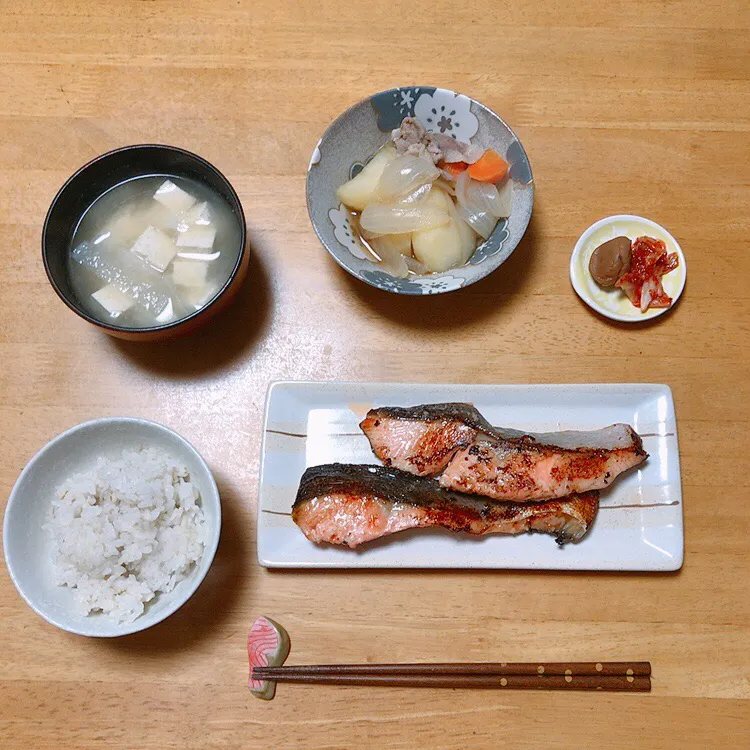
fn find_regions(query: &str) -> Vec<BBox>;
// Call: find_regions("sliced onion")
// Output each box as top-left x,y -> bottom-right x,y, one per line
434,178 -> 456,196
443,190 -> 479,263
351,222 -> 382,262
456,204 -> 497,240
455,215 -> 479,263
376,154 -> 440,202
454,169 -> 470,205
459,174 -> 504,218
396,182 -> 432,204
369,234 -> 412,278
474,181 -> 503,218
359,203 -> 450,235
454,170 -> 500,239
495,179 -> 512,218
403,255 -> 428,275
465,144 -> 485,164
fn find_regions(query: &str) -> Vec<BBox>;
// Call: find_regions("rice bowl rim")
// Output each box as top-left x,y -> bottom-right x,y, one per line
3,416 -> 221,637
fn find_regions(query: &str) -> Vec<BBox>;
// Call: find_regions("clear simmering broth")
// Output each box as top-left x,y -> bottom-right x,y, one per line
67,175 -> 242,328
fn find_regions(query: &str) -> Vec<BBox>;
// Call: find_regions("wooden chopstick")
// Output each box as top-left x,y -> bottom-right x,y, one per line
254,661 -> 651,677
252,662 -> 651,691
251,672 -> 650,691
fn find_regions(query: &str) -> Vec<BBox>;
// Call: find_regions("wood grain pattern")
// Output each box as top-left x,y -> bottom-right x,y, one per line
0,0 -> 748,747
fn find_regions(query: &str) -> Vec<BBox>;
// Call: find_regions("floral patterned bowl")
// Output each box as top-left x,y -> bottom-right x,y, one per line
306,86 -> 534,295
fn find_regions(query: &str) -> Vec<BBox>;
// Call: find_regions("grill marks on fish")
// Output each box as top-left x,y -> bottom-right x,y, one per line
361,404 -> 647,502
440,432 -> 646,501
360,403 -> 495,475
292,464 -> 599,548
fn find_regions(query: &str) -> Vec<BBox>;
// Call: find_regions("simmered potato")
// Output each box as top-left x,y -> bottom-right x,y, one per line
413,223 -> 464,273
336,146 -> 396,211
412,189 -> 468,273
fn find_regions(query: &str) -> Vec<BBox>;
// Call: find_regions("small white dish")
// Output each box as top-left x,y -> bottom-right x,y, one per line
3,417 -> 221,637
257,381 -> 683,571
569,214 -> 686,322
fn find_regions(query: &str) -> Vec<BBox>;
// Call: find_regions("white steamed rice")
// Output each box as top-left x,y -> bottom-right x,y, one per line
46,447 -> 207,623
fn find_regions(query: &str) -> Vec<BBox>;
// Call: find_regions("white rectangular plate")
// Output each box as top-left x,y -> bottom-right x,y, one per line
257,382 -> 683,571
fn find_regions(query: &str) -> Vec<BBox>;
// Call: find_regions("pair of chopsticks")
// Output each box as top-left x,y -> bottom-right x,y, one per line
253,661 -> 651,691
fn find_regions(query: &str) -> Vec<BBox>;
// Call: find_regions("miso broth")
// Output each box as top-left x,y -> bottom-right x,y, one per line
67,175 -> 242,328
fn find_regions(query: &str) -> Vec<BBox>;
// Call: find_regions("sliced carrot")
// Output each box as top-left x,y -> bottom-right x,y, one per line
442,161 -> 468,178
467,149 -> 509,183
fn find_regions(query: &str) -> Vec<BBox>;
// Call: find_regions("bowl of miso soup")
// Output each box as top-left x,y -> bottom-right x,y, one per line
43,145 -> 247,340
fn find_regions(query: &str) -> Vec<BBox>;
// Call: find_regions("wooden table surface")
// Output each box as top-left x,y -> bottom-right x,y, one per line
1,1 -> 749,748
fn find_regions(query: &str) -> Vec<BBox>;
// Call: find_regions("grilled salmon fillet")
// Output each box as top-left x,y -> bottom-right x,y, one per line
360,403 -> 647,502
360,403 -> 496,475
440,427 -> 646,501
292,464 -> 599,548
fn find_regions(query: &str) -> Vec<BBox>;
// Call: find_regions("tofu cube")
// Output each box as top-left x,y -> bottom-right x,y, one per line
153,179 -> 197,213
104,207 -> 143,248
130,226 -> 178,272
182,201 -> 211,226
179,282 -> 220,310
91,284 -> 135,318
175,225 -> 216,249
177,203 -> 212,234
103,203 -> 178,247
172,259 -> 209,287
142,200 -> 179,232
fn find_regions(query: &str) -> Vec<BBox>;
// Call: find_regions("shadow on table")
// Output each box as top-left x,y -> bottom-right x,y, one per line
337,213 -> 541,330
97,470 -> 247,653
108,235 -> 271,377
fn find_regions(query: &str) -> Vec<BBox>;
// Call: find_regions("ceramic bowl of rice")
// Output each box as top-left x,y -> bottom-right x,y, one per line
3,417 -> 221,637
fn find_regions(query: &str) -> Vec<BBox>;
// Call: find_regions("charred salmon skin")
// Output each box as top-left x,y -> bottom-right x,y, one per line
292,464 -> 599,548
